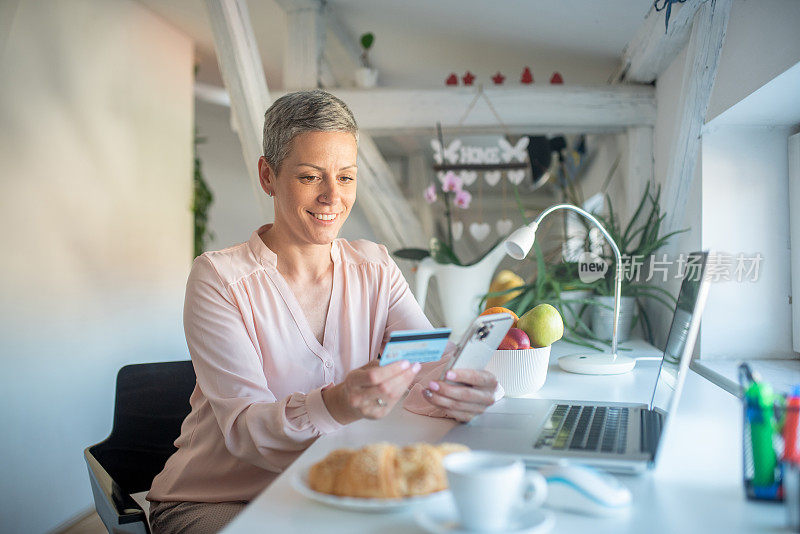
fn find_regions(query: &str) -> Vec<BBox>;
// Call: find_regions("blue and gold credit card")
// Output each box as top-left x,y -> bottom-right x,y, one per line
378,328 -> 452,366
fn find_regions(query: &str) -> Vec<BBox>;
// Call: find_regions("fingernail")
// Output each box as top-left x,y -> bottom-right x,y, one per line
446,371 -> 456,380
428,381 -> 440,391
400,360 -> 410,370
412,363 -> 421,373
423,389 -> 433,399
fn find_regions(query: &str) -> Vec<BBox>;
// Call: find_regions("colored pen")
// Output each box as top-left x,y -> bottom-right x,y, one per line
784,386 -> 800,464
744,373 -> 778,487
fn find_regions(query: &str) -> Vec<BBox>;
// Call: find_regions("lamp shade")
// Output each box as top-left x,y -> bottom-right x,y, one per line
504,223 -> 538,260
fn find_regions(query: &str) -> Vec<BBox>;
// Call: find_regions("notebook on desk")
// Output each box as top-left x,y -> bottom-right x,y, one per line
441,251 -> 712,474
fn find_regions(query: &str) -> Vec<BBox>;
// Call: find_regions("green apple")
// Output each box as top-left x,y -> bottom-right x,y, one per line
517,303 -> 564,348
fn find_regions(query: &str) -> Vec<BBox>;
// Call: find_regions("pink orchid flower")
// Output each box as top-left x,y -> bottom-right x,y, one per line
423,184 -> 437,204
441,171 -> 463,193
454,188 -> 472,209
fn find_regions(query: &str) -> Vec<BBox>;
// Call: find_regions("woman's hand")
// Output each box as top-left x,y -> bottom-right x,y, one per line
322,360 -> 421,424
422,369 -> 498,423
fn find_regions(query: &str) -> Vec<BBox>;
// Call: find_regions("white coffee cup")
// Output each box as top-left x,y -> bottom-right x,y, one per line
443,451 -> 547,532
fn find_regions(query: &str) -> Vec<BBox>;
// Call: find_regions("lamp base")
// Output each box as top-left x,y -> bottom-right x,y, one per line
557,353 -> 636,375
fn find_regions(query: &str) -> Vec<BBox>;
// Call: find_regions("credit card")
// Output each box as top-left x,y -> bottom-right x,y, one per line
379,328 -> 452,366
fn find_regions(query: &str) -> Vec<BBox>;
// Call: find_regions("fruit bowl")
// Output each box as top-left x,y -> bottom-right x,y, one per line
486,345 -> 551,397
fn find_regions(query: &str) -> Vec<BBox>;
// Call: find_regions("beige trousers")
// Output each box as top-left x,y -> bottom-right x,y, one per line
149,500 -> 247,534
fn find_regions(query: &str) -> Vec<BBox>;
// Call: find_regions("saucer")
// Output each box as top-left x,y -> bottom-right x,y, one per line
414,498 -> 554,534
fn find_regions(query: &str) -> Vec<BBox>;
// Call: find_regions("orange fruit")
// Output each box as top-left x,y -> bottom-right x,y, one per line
479,306 -> 519,327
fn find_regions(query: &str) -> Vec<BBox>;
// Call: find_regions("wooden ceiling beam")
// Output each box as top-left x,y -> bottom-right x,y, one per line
614,0 -> 704,84
277,85 -> 656,131
204,0 -> 273,219
661,0 -> 732,238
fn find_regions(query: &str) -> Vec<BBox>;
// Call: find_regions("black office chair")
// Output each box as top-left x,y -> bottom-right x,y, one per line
84,361 -> 196,534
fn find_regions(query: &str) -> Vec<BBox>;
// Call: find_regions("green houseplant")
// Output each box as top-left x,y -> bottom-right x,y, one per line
192,129 -> 214,258
588,181 -> 686,343
480,181 -> 686,351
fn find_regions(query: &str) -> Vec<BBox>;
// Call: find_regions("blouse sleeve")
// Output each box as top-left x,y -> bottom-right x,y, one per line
184,255 -> 343,472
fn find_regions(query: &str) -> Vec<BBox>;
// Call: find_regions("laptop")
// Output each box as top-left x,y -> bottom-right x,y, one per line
441,251 -> 712,474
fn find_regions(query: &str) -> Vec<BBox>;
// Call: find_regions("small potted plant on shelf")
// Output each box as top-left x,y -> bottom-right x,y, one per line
354,32 -> 378,88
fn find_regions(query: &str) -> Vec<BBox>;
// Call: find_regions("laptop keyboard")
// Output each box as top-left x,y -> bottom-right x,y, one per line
534,404 -> 629,454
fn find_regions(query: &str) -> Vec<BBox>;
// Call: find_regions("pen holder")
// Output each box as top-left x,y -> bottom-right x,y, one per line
740,364 -> 799,502
742,398 -> 792,501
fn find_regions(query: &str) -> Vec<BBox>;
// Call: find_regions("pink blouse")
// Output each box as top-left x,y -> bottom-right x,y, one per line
147,225 -> 449,503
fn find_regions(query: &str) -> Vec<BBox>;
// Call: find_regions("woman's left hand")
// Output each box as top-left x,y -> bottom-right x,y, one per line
422,369 -> 498,423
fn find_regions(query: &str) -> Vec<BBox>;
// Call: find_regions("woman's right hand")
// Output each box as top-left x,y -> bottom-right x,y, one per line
322,360 -> 421,424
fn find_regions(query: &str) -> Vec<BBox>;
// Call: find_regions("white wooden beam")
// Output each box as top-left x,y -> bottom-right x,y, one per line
275,85 -> 656,133
662,0 -> 732,237
195,83 -> 655,133
204,0 -> 272,219
624,126 -> 654,220
355,135 -> 428,251
614,0 -> 705,83
276,0 -> 324,89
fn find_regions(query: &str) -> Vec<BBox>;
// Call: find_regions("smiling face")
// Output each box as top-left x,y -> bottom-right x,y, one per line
259,130 -> 358,247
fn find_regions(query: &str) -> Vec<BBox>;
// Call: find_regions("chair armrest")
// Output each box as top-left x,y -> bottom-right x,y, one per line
84,447 -> 147,527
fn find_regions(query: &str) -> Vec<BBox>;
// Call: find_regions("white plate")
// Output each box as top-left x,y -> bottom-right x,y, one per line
415,498 -> 554,534
291,468 -> 450,513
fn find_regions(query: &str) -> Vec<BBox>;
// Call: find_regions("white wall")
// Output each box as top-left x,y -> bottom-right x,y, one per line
649,0 -> 800,354
701,126 -> 794,359
0,1 -> 194,532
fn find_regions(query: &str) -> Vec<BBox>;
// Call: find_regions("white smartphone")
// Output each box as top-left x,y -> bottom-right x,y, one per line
439,313 -> 514,381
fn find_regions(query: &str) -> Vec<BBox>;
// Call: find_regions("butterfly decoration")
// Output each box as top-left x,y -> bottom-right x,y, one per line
498,137 -> 530,163
430,139 -> 462,165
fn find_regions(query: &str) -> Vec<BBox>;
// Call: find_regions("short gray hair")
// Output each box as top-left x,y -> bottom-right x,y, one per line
262,89 -> 359,172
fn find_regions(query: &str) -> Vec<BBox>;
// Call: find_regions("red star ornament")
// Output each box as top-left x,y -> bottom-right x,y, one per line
462,71 -> 476,85
520,66 -> 533,84
550,72 -> 564,84
491,72 -> 505,85
445,73 -> 458,86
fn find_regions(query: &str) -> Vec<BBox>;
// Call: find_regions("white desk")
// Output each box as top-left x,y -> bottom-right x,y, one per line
224,340 -> 786,533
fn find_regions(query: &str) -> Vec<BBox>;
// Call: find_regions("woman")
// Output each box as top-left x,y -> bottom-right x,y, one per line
147,90 -> 499,533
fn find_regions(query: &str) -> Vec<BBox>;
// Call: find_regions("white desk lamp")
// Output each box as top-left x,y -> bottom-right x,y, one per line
504,203 -> 635,375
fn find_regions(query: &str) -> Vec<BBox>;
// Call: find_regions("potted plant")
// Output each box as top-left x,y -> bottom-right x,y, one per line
588,182 -> 686,343
354,32 -> 378,88
480,181 -> 685,351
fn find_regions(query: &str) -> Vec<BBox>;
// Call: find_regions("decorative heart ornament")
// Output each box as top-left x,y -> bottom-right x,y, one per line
496,218 -> 514,236
459,170 -> 478,186
451,221 -> 463,241
469,222 -> 491,242
507,169 -> 525,185
484,170 -> 501,186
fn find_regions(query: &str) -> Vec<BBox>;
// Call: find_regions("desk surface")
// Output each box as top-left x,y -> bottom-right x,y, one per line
223,340 -> 785,533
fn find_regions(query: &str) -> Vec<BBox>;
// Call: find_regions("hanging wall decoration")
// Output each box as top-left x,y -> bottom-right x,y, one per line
491,72 -> 505,85
445,73 -> 459,86
550,72 -> 564,84
521,66 -> 534,84
462,71 -> 476,85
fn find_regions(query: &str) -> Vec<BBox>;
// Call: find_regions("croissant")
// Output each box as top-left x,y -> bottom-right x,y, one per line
308,442 -> 469,499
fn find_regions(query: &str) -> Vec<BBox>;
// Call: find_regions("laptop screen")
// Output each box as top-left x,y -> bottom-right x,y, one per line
649,251 -> 710,412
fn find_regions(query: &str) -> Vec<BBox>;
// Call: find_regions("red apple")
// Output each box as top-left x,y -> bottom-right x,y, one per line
498,328 -> 532,350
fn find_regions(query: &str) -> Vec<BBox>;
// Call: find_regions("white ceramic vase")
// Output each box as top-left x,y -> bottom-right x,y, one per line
354,67 -> 378,88
414,241 -> 509,336
486,346 -> 551,397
